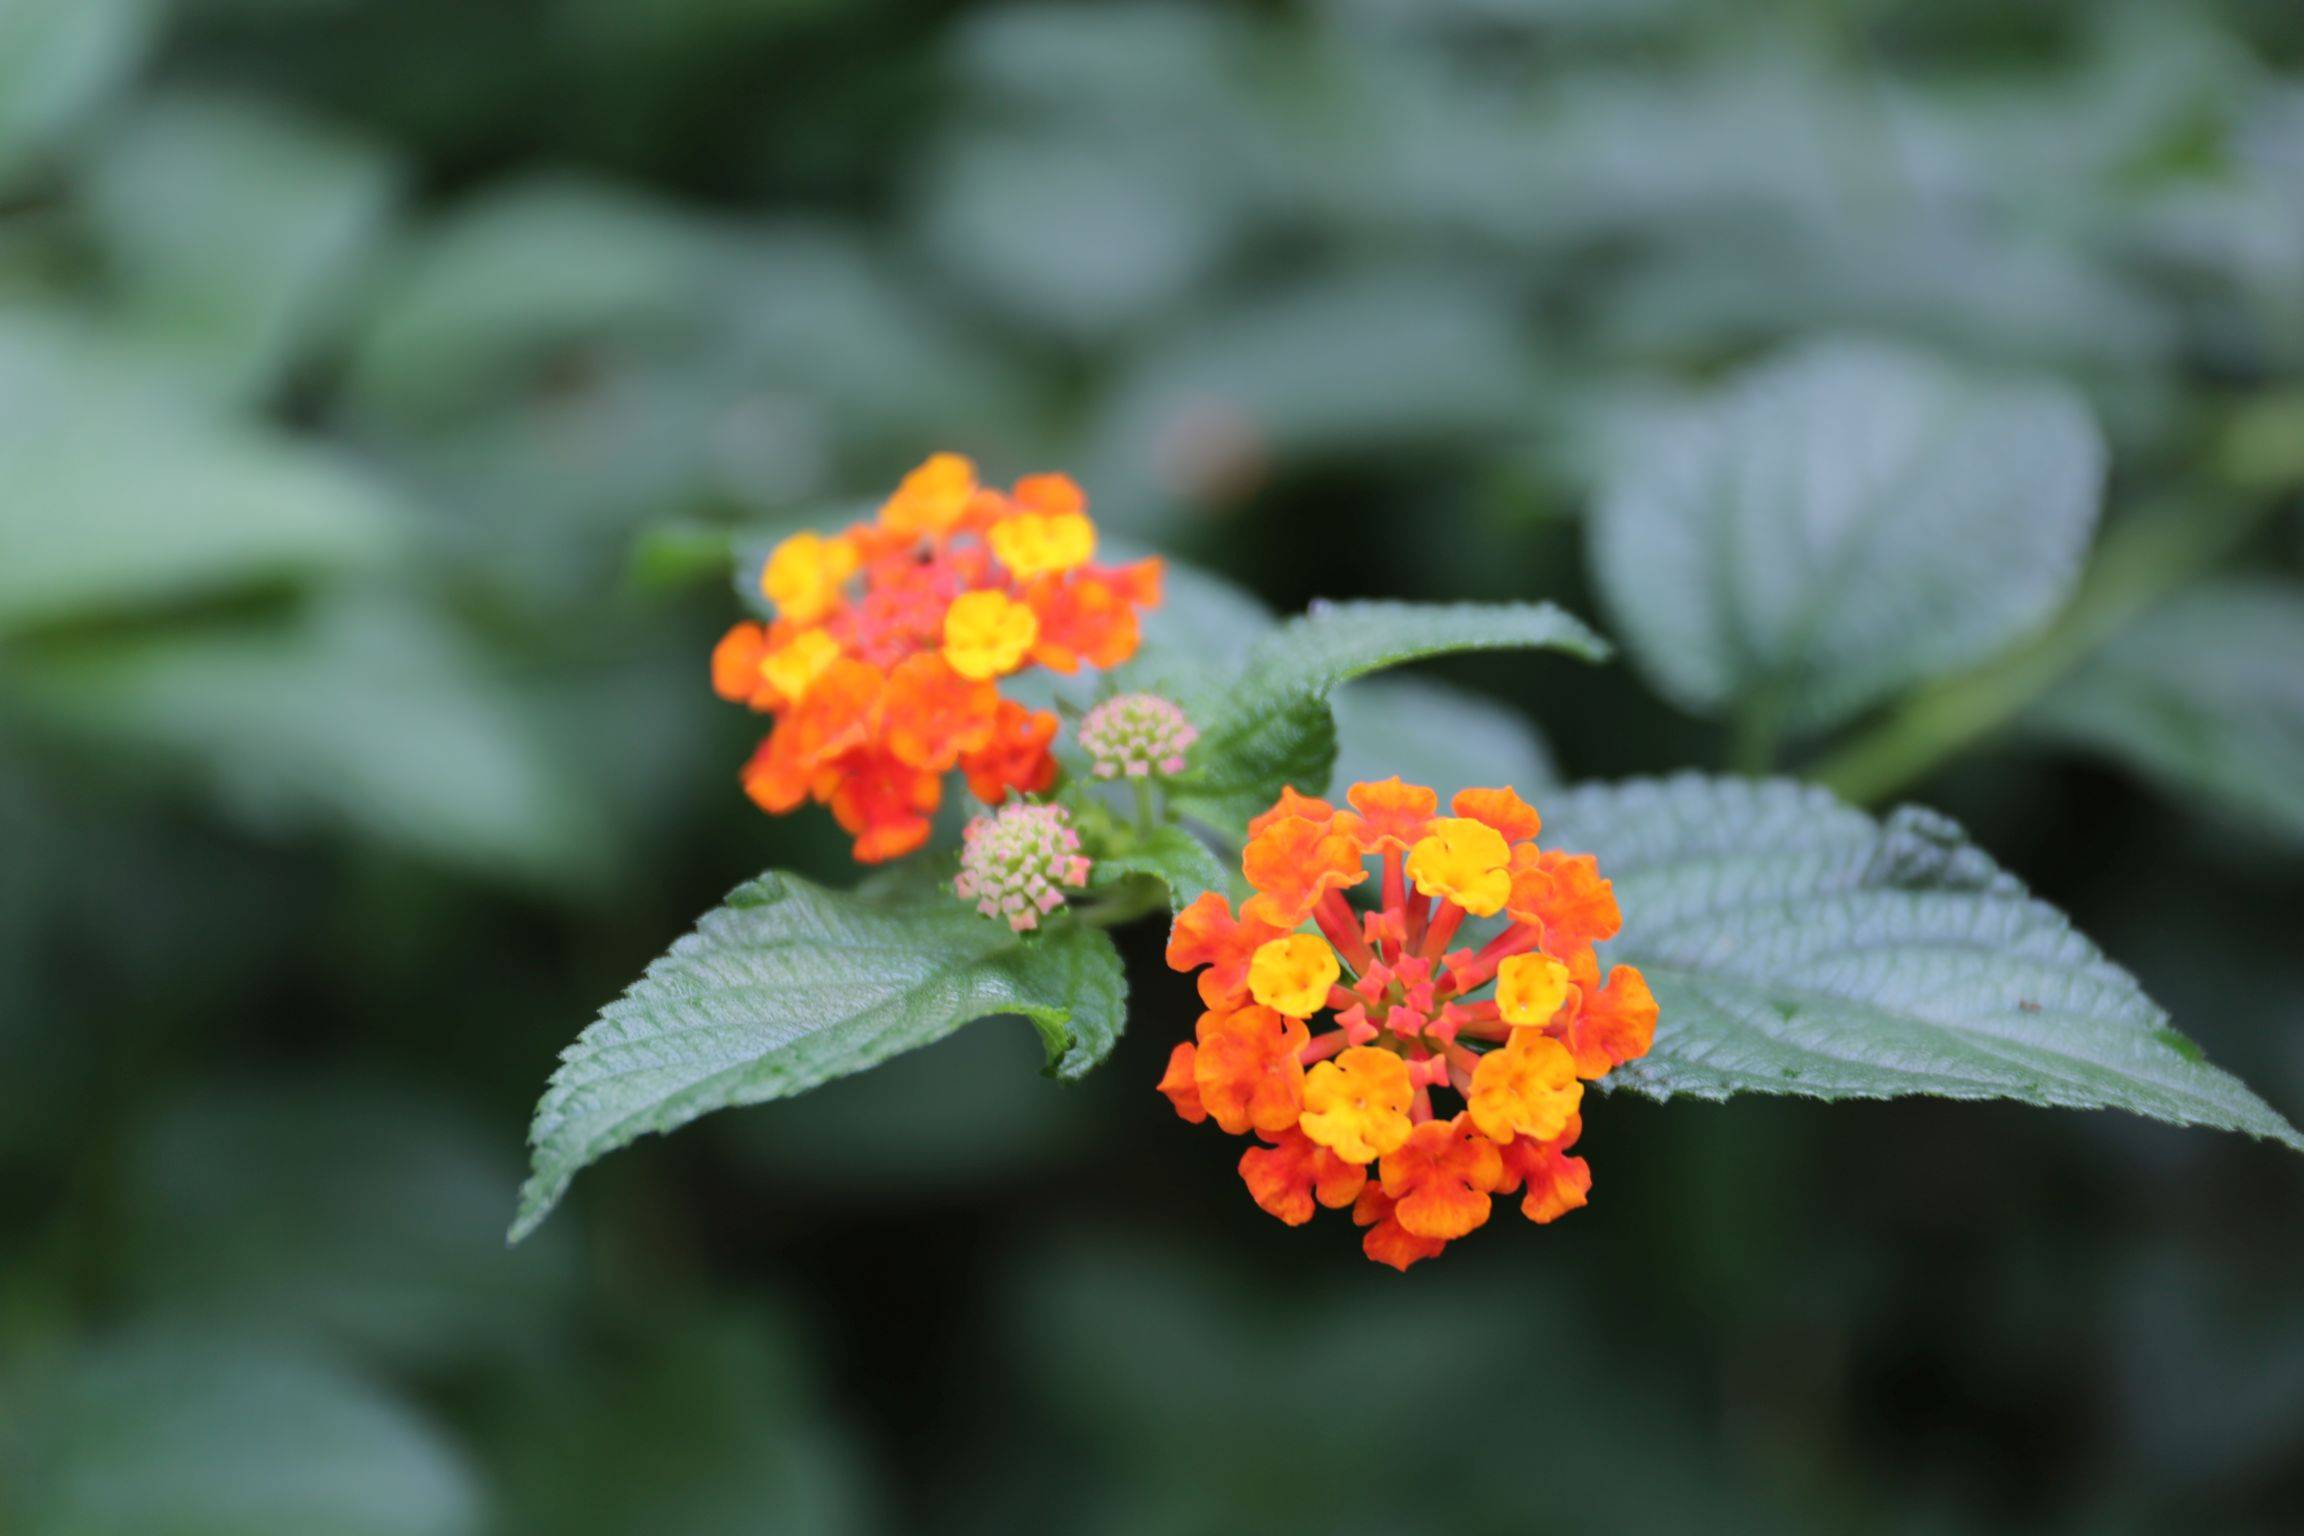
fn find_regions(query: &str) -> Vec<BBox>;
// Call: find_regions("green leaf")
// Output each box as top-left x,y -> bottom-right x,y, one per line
0,324 -> 399,633
4,1332 -> 481,1536
481,1312 -> 872,1536
512,875 -> 1126,1241
2028,578 -> 2304,845
81,92 -> 401,402
8,595 -> 605,888
347,177 -> 718,429
1540,774 -> 2303,1149
1118,541 -> 1276,682
115,1079 -> 576,1371
1329,675 -> 1559,807
1590,337 -> 2105,735
1091,823 -> 1228,911
1084,268 -> 1540,534
1170,599 -> 1609,833
0,0 -> 155,193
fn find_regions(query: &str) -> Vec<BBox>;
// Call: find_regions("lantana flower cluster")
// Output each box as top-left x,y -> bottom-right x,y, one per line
1157,778 -> 1658,1269
711,454 -> 1162,861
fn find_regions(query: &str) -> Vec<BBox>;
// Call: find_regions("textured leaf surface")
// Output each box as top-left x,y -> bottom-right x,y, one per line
513,876 -> 1126,1239
1090,824 -> 1229,911
2029,579 -> 2304,844
1171,599 -> 1608,832
1540,774 -> 2302,1147
1591,337 -> 2104,733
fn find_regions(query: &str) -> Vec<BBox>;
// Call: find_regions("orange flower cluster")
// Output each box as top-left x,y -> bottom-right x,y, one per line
1157,778 -> 1658,1269
711,454 -> 1162,861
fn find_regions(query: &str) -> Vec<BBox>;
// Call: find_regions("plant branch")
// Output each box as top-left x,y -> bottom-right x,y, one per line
1809,494 -> 2275,806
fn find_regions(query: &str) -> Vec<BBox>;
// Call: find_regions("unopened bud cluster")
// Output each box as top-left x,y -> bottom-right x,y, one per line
1079,692 -> 1197,780
954,802 -> 1093,931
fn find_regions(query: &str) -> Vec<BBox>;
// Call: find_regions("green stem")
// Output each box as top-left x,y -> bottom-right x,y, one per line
1729,693 -> 1782,777
1810,495 -> 2274,806
1131,778 -> 1158,836
1076,874 -> 1165,929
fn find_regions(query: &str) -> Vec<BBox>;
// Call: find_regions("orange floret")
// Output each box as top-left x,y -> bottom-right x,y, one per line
1011,471 -> 1086,515
711,622 -> 775,707
959,699 -> 1060,805
1239,1127 -> 1368,1226
1157,1042 -> 1206,1125
1241,813 -> 1366,928
1380,1115 -> 1504,1241
1549,953 -> 1658,1080
1353,1184 -> 1449,1271
1344,777 -> 1438,854
1247,785 -> 1335,838
1192,1006 -> 1310,1137
882,653 -> 998,771
1166,892 -> 1287,1010
1024,562 -> 1159,673
1507,847 -> 1623,955
1451,785 -> 1541,845
1494,1114 -> 1592,1224
825,747 -> 940,864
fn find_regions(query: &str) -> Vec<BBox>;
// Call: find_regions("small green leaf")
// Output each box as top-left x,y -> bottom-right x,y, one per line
1591,337 -> 2105,734
1540,774 -> 2303,1149
2029,578 -> 2304,845
1091,823 -> 1229,911
1170,599 -> 1609,833
511,875 -> 1126,1241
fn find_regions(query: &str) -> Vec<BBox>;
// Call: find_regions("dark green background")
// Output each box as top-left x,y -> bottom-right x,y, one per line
4,1 -> 2302,1531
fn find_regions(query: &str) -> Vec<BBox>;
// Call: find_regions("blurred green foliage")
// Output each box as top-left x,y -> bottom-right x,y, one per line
4,0 -> 2304,1531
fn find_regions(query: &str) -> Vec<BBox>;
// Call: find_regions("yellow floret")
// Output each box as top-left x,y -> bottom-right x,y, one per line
989,511 -> 1096,580
1299,1046 -> 1415,1164
760,629 -> 842,704
761,532 -> 858,624
1467,1029 -> 1581,1144
1495,953 -> 1572,1027
942,590 -> 1039,679
1248,934 -> 1340,1018
1404,816 -> 1512,917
